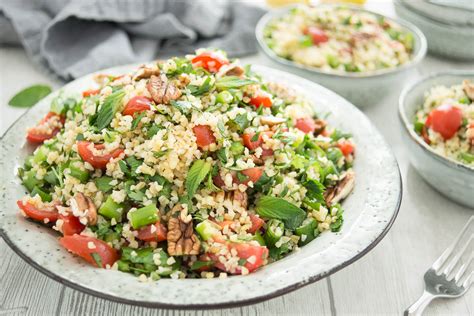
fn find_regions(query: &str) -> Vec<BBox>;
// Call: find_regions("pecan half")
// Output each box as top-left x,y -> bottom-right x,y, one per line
133,66 -> 160,81
314,119 -> 327,136
72,192 -> 97,225
218,64 -> 245,77
462,80 -> 474,101
167,217 -> 200,256
260,116 -> 286,126
147,75 -> 182,105
323,170 -> 355,207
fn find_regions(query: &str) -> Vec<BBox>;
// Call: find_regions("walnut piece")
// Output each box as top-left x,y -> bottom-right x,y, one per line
147,75 -> 182,105
167,217 -> 200,256
462,80 -> 474,101
260,116 -> 286,126
133,66 -> 160,81
324,170 -> 355,207
73,192 -> 97,225
218,64 -> 245,77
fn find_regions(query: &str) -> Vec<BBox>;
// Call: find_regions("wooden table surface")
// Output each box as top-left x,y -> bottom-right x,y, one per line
1,2 -> 473,315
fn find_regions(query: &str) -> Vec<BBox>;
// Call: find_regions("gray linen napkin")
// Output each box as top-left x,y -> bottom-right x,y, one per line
0,0 -> 265,81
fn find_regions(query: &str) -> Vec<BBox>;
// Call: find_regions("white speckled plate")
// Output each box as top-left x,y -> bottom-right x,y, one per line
0,65 -> 401,309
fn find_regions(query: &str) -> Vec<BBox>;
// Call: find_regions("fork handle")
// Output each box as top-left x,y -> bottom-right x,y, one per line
404,291 -> 436,316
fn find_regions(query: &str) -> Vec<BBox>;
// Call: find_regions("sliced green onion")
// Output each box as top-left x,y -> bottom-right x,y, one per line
264,219 -> 284,246
98,195 -> 125,221
129,204 -> 159,229
295,218 -> 317,246
229,141 -> 244,156
216,91 -> 233,104
31,186 -> 52,202
69,162 -> 90,183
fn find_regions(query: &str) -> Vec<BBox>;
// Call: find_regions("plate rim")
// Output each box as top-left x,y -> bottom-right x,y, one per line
0,63 -> 402,309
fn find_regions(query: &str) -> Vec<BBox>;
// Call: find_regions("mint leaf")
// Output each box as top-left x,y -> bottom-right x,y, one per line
94,89 -> 125,130
255,196 -> 306,230
216,76 -> 256,90
8,84 -> 52,108
95,176 -> 114,193
131,112 -> 146,130
188,77 -> 213,96
186,160 -> 212,202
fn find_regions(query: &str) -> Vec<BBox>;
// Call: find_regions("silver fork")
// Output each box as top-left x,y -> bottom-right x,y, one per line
405,216 -> 473,316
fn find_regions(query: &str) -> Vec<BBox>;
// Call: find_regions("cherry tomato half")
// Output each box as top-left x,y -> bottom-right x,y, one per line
82,89 -> 100,97
135,222 -> 167,242
426,104 -> 463,140
17,200 -> 59,222
295,117 -> 316,134
249,94 -> 272,108
248,214 -> 265,234
337,141 -> 355,157
192,52 -> 229,72
77,141 -> 124,169
58,214 -> 85,236
304,26 -> 329,45
26,112 -> 64,144
122,96 -> 152,116
59,234 -> 119,268
193,125 -> 216,148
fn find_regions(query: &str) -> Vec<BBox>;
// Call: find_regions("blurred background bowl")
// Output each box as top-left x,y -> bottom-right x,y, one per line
256,4 -> 427,107
394,0 -> 474,61
398,70 -> 474,208
398,0 -> 474,27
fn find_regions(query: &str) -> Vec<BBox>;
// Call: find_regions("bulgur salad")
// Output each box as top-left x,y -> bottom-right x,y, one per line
263,5 -> 414,73
414,80 -> 474,167
17,49 -> 356,280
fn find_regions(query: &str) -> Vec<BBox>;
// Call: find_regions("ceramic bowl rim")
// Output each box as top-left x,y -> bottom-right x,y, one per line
398,70 -> 474,174
1,64 -> 402,309
255,3 -> 427,79
394,0 -> 474,29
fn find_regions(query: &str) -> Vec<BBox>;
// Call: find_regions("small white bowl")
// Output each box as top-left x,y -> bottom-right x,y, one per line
398,71 -> 474,208
394,0 -> 474,61
256,4 -> 427,107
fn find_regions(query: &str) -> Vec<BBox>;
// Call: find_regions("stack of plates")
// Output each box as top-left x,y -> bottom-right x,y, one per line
394,0 -> 474,60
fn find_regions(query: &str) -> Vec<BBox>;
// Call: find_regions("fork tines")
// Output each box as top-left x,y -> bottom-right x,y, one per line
432,216 -> 473,288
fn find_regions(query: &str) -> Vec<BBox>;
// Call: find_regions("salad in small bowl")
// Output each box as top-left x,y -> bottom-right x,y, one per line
399,71 -> 474,208
256,4 -> 427,106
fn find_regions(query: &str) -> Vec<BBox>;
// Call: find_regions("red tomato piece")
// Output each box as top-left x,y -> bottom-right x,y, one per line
295,117 -> 316,134
337,141 -> 355,157
122,96 -> 152,116
248,214 -> 265,234
59,214 -> 85,236
239,167 -> 264,185
249,94 -> 272,108
193,125 -> 216,148
136,222 -> 167,242
260,148 -> 274,158
213,242 -> 269,274
26,112 -> 64,144
426,104 -> 463,140
82,89 -> 100,97
59,235 -> 119,268
192,52 -> 229,72
242,132 -> 273,151
77,141 -> 124,169
304,26 -> 329,45
17,200 -> 59,222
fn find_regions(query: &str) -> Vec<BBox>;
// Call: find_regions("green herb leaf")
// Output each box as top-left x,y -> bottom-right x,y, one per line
216,148 -> 228,164
94,89 -> 125,130
229,113 -> 249,132
236,171 -> 248,182
190,260 -> 214,271
91,252 -> 103,268
255,196 -> 306,230
95,176 -> 115,193
153,149 -> 170,158
251,132 -> 260,142
186,160 -> 212,202
126,156 -> 143,176
170,100 -> 193,114
188,77 -> 213,96
131,112 -> 146,130
8,84 -> 52,108
304,179 -> 325,203
216,76 -> 256,90
147,124 -> 163,139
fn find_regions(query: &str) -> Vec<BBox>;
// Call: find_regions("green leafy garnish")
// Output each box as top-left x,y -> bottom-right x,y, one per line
188,77 -> 213,96
216,76 -> 256,90
153,149 -> 170,158
170,100 -> 193,114
131,112 -> 146,130
186,160 -> 212,203
190,260 -> 214,271
255,196 -> 306,229
8,84 -> 52,108
91,252 -> 103,268
95,176 -> 115,193
94,89 -> 125,130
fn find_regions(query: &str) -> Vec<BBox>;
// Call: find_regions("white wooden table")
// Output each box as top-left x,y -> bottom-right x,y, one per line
1,2 -> 473,315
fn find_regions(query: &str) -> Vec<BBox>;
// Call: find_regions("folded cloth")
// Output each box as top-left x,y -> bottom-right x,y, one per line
0,0 -> 265,81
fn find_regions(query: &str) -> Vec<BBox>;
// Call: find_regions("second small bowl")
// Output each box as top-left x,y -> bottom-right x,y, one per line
256,4 -> 427,107
399,71 -> 474,208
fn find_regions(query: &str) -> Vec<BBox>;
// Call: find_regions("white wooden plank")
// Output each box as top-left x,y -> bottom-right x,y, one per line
56,277 -> 332,316
0,238 -> 63,316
